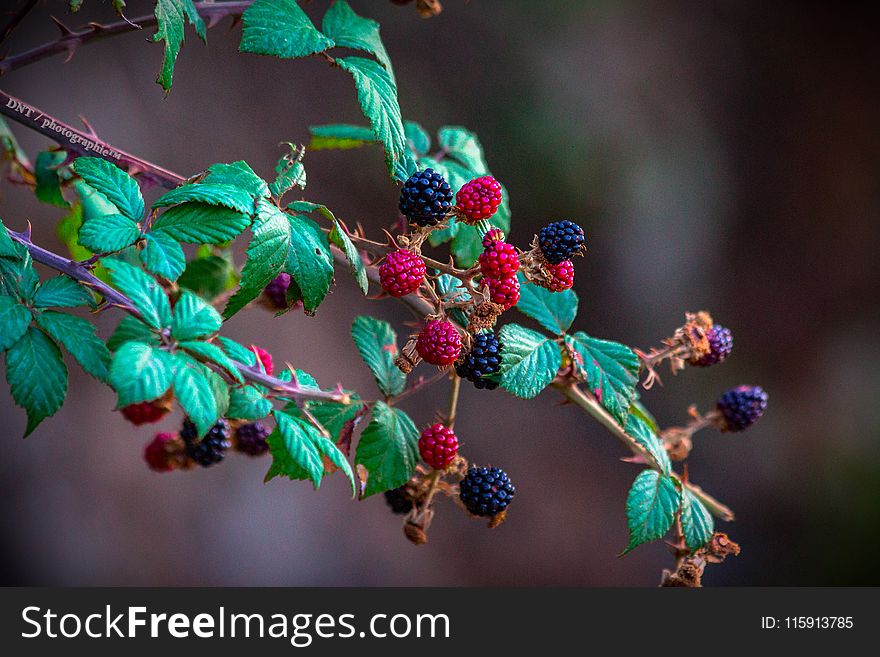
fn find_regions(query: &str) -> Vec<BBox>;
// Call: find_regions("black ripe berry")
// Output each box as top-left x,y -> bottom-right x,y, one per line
459,466 -> 515,517
181,418 -> 231,467
538,220 -> 585,264
384,486 -> 415,515
399,168 -> 453,226
234,422 -> 270,456
456,332 -> 503,389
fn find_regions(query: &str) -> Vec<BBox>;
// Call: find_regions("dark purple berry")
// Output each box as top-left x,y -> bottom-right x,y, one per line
717,385 -> 768,432
456,332 -> 503,390
235,422 -> 270,456
538,220 -> 585,264
692,325 -> 733,367
181,418 -> 231,467
459,466 -> 515,517
399,168 -> 453,226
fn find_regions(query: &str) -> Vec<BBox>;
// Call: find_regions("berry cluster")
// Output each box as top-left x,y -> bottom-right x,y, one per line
717,385 -> 768,432
416,319 -> 462,366
379,248 -> 426,297
455,175 -> 503,223
538,220 -> 585,264
456,332 -> 502,389
418,423 -> 459,470
399,168 -> 453,226
691,325 -> 733,367
182,418 -> 231,467
459,466 -> 515,517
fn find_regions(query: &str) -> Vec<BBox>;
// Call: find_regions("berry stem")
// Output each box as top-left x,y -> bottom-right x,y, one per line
388,368 -> 449,405
446,373 -> 461,430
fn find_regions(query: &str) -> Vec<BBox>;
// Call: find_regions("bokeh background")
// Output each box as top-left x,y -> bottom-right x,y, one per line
1,0 -> 878,586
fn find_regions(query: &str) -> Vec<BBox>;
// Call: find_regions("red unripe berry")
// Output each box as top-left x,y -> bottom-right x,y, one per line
542,260 -> 574,292
479,240 -> 520,279
250,345 -> 274,375
144,432 -> 178,472
379,249 -> 426,297
418,423 -> 459,470
456,176 -> 503,223
486,275 -> 520,309
481,228 -> 505,248
416,319 -> 462,366
121,399 -> 169,426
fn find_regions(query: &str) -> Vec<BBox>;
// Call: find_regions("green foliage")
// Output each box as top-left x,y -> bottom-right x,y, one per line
153,182 -> 256,215
328,215 -> 368,295
434,273 -> 471,328
109,341 -> 175,406
5,326 -> 68,436
178,254 -> 237,300
498,323 -> 562,399
35,311 -> 111,383
151,0 -> 206,93
623,469 -> 680,554
567,331 -> 639,426
107,316 -> 157,351
629,398 -> 660,435
32,275 -> 95,309
0,295 -> 32,352
105,260 -> 172,329
218,336 -> 258,367
179,341 -> 243,384
152,203 -> 251,244
350,316 -> 406,397
240,0 -> 333,59
681,488 -> 715,551
201,161 -> 269,198
354,401 -> 418,497
227,385 -> 272,420
515,273 -> 578,334
285,212 -> 334,314
71,157 -> 144,222
78,213 -> 141,252
404,121 -> 431,156
322,1 -> 393,74
171,289 -> 222,341
268,144 -> 307,199
141,232 -> 186,281
34,151 -> 69,208
173,353 -> 221,436
308,124 -> 377,150
337,57 -> 413,181
624,412 -> 671,475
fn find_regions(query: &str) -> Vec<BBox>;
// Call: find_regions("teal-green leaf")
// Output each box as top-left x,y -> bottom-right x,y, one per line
328,215 -> 368,295
104,260 -> 172,329
350,316 -> 406,397
240,0 -> 333,58
0,295 -> 32,352
107,316 -> 158,351
153,183 -> 256,215
515,272 -> 578,334
78,213 -> 141,252
218,336 -> 258,366
72,157 -> 144,221
322,1 -> 393,74
681,488 -> 715,551
178,254 -> 237,300
623,469 -> 680,555
32,275 -> 95,309
5,327 -> 68,436
152,203 -> 251,244
286,213 -> 334,313
266,410 -> 325,488
152,0 -> 207,92
179,340 -> 243,384
201,161 -> 269,198
173,353 -> 219,436
336,56 -> 413,181
305,400 -> 365,449
0,216 -> 17,257
404,120 -> 431,156
227,384 -> 272,420
311,431 -> 357,497
36,311 -> 111,382
205,368 -> 230,418
624,412 -> 672,475
140,232 -> 186,281
355,401 -> 418,497
434,273 -> 471,328
35,150 -> 69,208
629,398 -> 660,435
308,124 -> 377,150
224,202 -> 291,318
437,125 -> 489,173
568,331 -> 639,426
109,341 -> 174,406
498,323 -> 562,399
268,143 -> 307,198
171,289 -> 222,340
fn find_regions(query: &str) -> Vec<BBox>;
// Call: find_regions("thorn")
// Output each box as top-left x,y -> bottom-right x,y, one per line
78,114 -> 99,139
24,219 -> 32,239
50,16 -> 75,37
117,14 -> 141,30
380,228 -> 400,248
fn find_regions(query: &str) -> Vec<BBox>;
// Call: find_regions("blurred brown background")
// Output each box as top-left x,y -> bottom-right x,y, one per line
1,0 -> 879,586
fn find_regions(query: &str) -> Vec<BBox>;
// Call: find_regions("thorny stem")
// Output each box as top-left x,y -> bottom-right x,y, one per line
388,368 -> 448,405
6,230 -> 349,406
445,373 -> 461,429
0,0 -> 38,47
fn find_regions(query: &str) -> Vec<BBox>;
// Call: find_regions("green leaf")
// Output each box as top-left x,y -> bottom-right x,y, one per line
404,120 -> 431,156
201,161 -> 268,198
205,368 -> 230,418
322,1 -> 393,74
268,143 -> 307,198
623,469 -> 680,555
73,179 -> 119,220
178,254 -> 237,300
179,341 -> 243,383
171,289 -> 222,340
287,200 -> 323,213
152,203 -> 251,244
78,213 -> 141,252
109,341 -> 174,406
140,232 -> 186,281
437,125 -> 489,173
306,400 -> 365,448
153,183 -> 256,215
223,202 -> 291,319
515,273 -> 578,334
336,57 -> 413,181
5,327 -> 68,436
0,239 -> 39,300
498,323 -> 562,399
629,398 -> 660,435
328,215 -> 368,295
152,0 -> 207,93
0,295 -> 32,352
107,316 -> 157,351
308,124 -> 377,150
311,431 -> 357,497
227,384 -> 272,420
351,316 -> 406,397
56,204 -> 92,263
218,336 -> 257,366
435,273 -> 471,328
568,332 -> 639,426
0,216 -> 17,257
104,260 -> 172,329
355,402 -> 418,497
285,213 -> 334,313
35,150 -> 69,208
240,0 -> 333,58
624,412 -> 672,475
173,353 -> 219,436
72,157 -> 144,221
33,275 -> 95,309
36,311 -> 110,382
266,410 -> 325,488
681,488 -> 715,551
